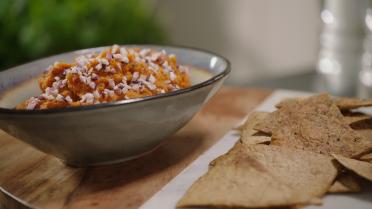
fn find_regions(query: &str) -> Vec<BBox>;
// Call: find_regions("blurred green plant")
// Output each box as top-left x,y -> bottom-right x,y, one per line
0,0 -> 166,70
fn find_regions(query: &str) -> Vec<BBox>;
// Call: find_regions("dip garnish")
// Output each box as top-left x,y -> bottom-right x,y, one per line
17,45 -> 191,110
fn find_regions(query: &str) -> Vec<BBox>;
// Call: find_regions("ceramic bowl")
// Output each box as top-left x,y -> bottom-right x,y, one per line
0,45 -> 230,167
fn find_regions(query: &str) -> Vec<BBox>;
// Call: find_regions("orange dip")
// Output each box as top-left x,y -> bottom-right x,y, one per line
17,45 -> 191,110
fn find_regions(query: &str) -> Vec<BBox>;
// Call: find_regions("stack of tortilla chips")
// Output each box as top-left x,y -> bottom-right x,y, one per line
177,94 -> 372,208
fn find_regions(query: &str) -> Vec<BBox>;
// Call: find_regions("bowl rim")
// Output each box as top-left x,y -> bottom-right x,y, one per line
0,44 -> 231,115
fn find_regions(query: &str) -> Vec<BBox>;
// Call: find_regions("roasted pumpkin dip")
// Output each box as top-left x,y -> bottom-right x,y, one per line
16,45 -> 191,110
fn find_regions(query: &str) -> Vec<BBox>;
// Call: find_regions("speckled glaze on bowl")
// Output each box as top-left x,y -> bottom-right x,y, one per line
0,45 -> 230,167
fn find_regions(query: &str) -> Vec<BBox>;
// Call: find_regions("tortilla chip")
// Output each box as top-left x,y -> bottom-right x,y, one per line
255,94 -> 372,157
257,94 -> 343,133
275,94 -> 341,116
177,145 -> 338,208
276,95 -> 372,126
350,118 -> 372,142
360,153 -> 372,163
235,112 -> 272,145
292,198 -> 323,209
333,154 -> 372,182
328,173 -> 361,193
235,111 -> 269,133
241,135 -> 271,145
209,141 -> 243,167
275,98 -> 301,109
335,97 -> 372,110
342,112 -> 371,125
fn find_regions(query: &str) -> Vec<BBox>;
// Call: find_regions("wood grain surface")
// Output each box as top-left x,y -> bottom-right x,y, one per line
0,87 -> 271,209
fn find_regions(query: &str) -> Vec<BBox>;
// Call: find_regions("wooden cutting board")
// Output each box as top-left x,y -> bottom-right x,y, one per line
0,87 -> 271,209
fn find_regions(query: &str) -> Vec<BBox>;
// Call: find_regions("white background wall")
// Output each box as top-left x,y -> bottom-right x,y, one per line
149,0 -> 322,85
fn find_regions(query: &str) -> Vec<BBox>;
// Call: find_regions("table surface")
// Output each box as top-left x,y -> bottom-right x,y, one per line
0,87 -> 271,209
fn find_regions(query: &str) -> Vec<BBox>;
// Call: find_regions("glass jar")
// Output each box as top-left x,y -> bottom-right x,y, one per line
316,0 -> 366,96
358,4 -> 372,98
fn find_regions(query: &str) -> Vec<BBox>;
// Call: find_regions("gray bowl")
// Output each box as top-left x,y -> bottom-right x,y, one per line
0,45 -> 230,167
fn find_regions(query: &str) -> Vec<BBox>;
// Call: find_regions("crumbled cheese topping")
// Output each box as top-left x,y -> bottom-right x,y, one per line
80,93 -> 94,103
65,96 -> 73,103
148,74 -> 156,83
108,79 -> 115,88
169,72 -> 176,81
111,44 -> 119,54
22,45 -> 191,110
26,97 -> 39,110
132,72 -> 139,81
